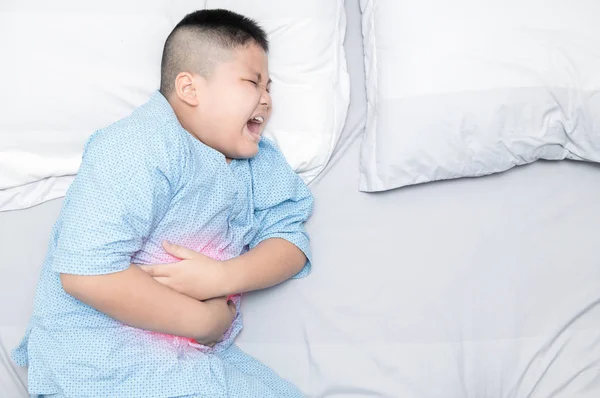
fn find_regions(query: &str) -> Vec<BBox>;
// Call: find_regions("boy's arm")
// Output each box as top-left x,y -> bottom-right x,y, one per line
223,238 -> 306,294
147,238 -> 307,298
61,266 -> 235,344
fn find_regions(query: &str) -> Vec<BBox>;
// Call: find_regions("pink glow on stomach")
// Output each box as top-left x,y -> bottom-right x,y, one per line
144,330 -> 195,344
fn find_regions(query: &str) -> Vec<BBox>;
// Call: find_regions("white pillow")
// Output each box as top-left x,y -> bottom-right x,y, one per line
0,0 -> 349,211
359,0 -> 600,191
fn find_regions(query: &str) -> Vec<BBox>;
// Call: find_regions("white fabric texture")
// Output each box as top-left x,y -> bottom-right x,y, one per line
0,0 -> 349,211
359,0 -> 600,191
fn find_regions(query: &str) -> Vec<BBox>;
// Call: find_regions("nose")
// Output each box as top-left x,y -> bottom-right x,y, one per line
260,87 -> 272,108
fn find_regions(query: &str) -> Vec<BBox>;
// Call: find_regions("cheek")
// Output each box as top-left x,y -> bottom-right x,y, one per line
218,88 -> 252,115
202,100 -> 239,130
202,84 -> 260,136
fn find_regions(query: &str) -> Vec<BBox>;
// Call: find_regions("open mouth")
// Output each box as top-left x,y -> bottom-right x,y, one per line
246,116 -> 264,139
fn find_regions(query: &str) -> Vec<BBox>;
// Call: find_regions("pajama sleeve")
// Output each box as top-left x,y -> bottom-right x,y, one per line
249,138 -> 314,278
51,126 -> 178,275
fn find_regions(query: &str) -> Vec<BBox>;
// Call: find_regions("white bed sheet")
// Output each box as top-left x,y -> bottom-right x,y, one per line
2,0 -> 600,397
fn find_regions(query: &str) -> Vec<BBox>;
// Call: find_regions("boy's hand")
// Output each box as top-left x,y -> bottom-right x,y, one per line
197,297 -> 237,347
138,241 -> 230,301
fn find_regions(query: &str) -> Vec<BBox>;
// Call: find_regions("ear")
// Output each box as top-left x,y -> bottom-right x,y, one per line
174,72 -> 202,106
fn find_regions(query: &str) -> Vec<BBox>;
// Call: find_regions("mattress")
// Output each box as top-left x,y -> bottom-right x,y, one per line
2,0 -> 600,397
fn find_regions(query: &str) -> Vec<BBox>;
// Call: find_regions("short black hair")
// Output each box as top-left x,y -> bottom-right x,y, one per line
160,9 -> 269,96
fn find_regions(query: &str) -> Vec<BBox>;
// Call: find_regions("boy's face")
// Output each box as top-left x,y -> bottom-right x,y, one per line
192,43 -> 272,160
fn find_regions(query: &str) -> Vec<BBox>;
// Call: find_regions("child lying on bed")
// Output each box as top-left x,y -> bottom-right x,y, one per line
12,9 -> 312,398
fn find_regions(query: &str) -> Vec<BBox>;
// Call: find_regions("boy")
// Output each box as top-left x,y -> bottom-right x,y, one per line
12,9 -> 312,398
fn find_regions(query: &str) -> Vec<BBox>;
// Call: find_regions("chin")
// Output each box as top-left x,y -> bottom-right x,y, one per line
242,147 -> 260,159
232,145 -> 259,160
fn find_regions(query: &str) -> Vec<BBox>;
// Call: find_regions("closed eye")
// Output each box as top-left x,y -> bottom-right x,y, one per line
245,79 -> 270,94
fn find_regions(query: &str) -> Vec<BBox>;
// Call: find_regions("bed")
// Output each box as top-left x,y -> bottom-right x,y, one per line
2,0 -> 600,397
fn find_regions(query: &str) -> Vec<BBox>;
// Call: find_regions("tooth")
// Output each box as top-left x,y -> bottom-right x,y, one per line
256,116 -> 264,123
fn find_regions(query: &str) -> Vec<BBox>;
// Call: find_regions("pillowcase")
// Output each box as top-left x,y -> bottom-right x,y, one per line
359,0 -> 600,191
0,0 -> 349,211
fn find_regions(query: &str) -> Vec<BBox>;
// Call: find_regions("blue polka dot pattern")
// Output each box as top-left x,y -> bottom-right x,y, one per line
12,91 -> 312,398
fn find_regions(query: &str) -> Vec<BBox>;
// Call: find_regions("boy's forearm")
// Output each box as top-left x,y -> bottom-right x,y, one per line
224,238 -> 306,294
60,265 -> 225,343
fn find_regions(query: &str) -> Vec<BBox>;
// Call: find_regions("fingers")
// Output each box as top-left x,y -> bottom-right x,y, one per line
138,264 -> 171,277
204,303 -> 236,348
137,265 -> 152,275
162,240 -> 199,260
205,296 -> 228,304
152,276 -> 170,287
